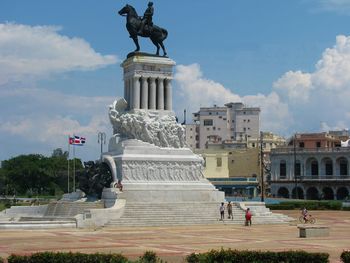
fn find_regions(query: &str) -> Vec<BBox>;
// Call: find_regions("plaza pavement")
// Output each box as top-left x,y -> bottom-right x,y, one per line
0,210 -> 349,262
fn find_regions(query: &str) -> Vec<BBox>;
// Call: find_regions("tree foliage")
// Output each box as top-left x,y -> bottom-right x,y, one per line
0,148 -> 83,196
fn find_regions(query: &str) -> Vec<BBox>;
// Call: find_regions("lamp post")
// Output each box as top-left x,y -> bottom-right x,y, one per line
98,132 -> 106,159
294,133 -> 298,199
260,131 -> 264,202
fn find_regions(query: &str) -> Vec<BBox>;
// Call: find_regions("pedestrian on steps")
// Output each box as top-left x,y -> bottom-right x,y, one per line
245,208 -> 252,226
219,202 -> 225,221
227,201 -> 233,220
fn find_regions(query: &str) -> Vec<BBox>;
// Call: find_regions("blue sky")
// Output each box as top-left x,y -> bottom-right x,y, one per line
1,0 -> 350,161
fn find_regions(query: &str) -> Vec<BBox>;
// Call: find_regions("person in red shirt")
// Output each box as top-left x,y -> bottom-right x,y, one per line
245,208 -> 252,226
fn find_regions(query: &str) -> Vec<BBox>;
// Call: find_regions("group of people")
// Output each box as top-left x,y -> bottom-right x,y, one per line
219,202 -> 252,226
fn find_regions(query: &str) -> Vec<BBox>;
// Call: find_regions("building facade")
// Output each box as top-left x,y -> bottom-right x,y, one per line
185,102 -> 260,150
270,132 -> 350,200
195,147 -> 259,197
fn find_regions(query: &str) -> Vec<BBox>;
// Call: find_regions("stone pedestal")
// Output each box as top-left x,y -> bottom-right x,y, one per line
102,139 -> 224,203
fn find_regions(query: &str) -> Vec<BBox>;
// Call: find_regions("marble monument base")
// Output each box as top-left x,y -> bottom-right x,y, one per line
102,139 -> 224,204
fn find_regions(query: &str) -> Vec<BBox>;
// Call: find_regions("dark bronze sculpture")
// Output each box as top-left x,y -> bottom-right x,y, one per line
77,161 -> 113,199
118,3 -> 168,56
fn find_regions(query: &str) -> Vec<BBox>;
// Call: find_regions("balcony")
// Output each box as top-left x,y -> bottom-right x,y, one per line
300,175 -> 350,181
271,147 -> 350,154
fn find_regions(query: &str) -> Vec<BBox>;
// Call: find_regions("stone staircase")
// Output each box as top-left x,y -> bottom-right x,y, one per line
44,201 -> 104,217
105,202 -> 246,227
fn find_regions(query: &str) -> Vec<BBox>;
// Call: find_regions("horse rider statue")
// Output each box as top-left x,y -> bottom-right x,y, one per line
138,2 -> 154,35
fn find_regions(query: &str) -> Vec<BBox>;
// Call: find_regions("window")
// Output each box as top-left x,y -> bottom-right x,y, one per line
196,143 -> 199,148
190,128 -> 193,131
295,161 -> 301,177
248,119 -> 250,122
219,116 -> 222,119
316,141 -> 321,148
243,127 -> 246,131
204,119 -> 213,126
195,135 -> 199,141
280,161 -> 286,178
209,112 -> 212,115
190,136 -> 192,139
203,157 -> 206,167
213,127 -> 216,130
252,143 -> 255,147
311,161 -> 318,176
299,142 -> 304,148
207,128 -> 210,131
223,118 -> 227,121
218,128 -> 221,130
217,157 -> 222,167
216,112 -> 219,115
325,161 -> 332,176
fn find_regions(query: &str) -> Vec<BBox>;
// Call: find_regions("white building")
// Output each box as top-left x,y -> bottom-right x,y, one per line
185,102 -> 260,150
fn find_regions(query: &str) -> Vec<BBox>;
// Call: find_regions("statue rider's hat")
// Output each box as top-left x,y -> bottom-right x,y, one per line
148,2 -> 153,6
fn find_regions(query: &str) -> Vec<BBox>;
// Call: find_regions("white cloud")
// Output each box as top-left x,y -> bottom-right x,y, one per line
0,23 -> 117,85
174,64 -> 291,133
273,71 -> 312,102
0,87 -> 115,160
272,35 -> 350,132
315,0 -> 350,14
175,35 -> 350,135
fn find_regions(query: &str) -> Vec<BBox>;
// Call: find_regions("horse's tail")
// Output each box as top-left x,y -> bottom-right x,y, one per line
161,28 -> 168,41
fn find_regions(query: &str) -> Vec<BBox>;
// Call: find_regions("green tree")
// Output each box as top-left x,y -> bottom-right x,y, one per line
0,151 -> 84,196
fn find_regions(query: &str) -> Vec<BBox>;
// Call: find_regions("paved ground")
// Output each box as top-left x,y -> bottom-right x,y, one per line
0,210 -> 349,262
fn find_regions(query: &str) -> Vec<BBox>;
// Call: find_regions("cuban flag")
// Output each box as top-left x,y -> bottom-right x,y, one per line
69,135 -> 86,146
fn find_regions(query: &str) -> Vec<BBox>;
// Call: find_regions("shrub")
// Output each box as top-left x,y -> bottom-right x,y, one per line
0,257 -> 3,263
137,251 -> 164,263
341,251 -> 350,263
185,249 -> 329,263
268,201 -> 343,211
7,252 -> 129,263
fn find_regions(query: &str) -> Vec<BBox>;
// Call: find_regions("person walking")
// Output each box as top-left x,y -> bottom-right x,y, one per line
219,202 -> 225,221
245,208 -> 252,226
227,201 -> 233,220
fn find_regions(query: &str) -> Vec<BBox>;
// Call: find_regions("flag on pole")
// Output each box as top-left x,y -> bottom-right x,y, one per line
341,139 -> 350,147
69,135 -> 86,146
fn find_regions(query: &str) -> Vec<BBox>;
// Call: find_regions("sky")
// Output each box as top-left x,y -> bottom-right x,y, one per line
1,0 -> 350,162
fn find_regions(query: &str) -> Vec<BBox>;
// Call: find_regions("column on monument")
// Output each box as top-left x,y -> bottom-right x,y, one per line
132,76 -> 140,109
124,79 -> 127,104
128,78 -> 133,110
125,79 -> 130,109
164,78 -> 172,111
141,76 -> 149,109
157,77 -> 164,110
149,77 -> 156,110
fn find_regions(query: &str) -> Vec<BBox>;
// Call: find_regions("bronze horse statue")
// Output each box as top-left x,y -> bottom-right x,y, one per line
118,4 -> 168,56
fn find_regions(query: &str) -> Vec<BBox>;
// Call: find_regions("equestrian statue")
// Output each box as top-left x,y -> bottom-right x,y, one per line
118,2 -> 168,56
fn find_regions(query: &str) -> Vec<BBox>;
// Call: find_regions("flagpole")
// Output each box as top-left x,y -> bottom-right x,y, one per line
68,135 -> 70,194
73,143 -> 76,192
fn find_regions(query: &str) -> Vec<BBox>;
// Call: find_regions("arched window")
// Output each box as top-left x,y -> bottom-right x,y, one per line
277,187 -> 289,198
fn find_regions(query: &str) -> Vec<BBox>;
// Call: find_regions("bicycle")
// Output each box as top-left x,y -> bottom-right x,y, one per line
299,214 -> 316,224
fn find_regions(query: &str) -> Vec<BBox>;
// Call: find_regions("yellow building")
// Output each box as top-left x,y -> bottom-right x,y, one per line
195,147 -> 259,197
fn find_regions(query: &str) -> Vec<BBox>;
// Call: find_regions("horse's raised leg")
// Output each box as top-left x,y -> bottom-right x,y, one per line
159,41 -> 167,57
132,36 -> 140,52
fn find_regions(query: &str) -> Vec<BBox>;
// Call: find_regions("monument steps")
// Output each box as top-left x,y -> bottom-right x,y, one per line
105,202 -> 246,227
105,202 -> 293,227
44,201 -> 104,217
